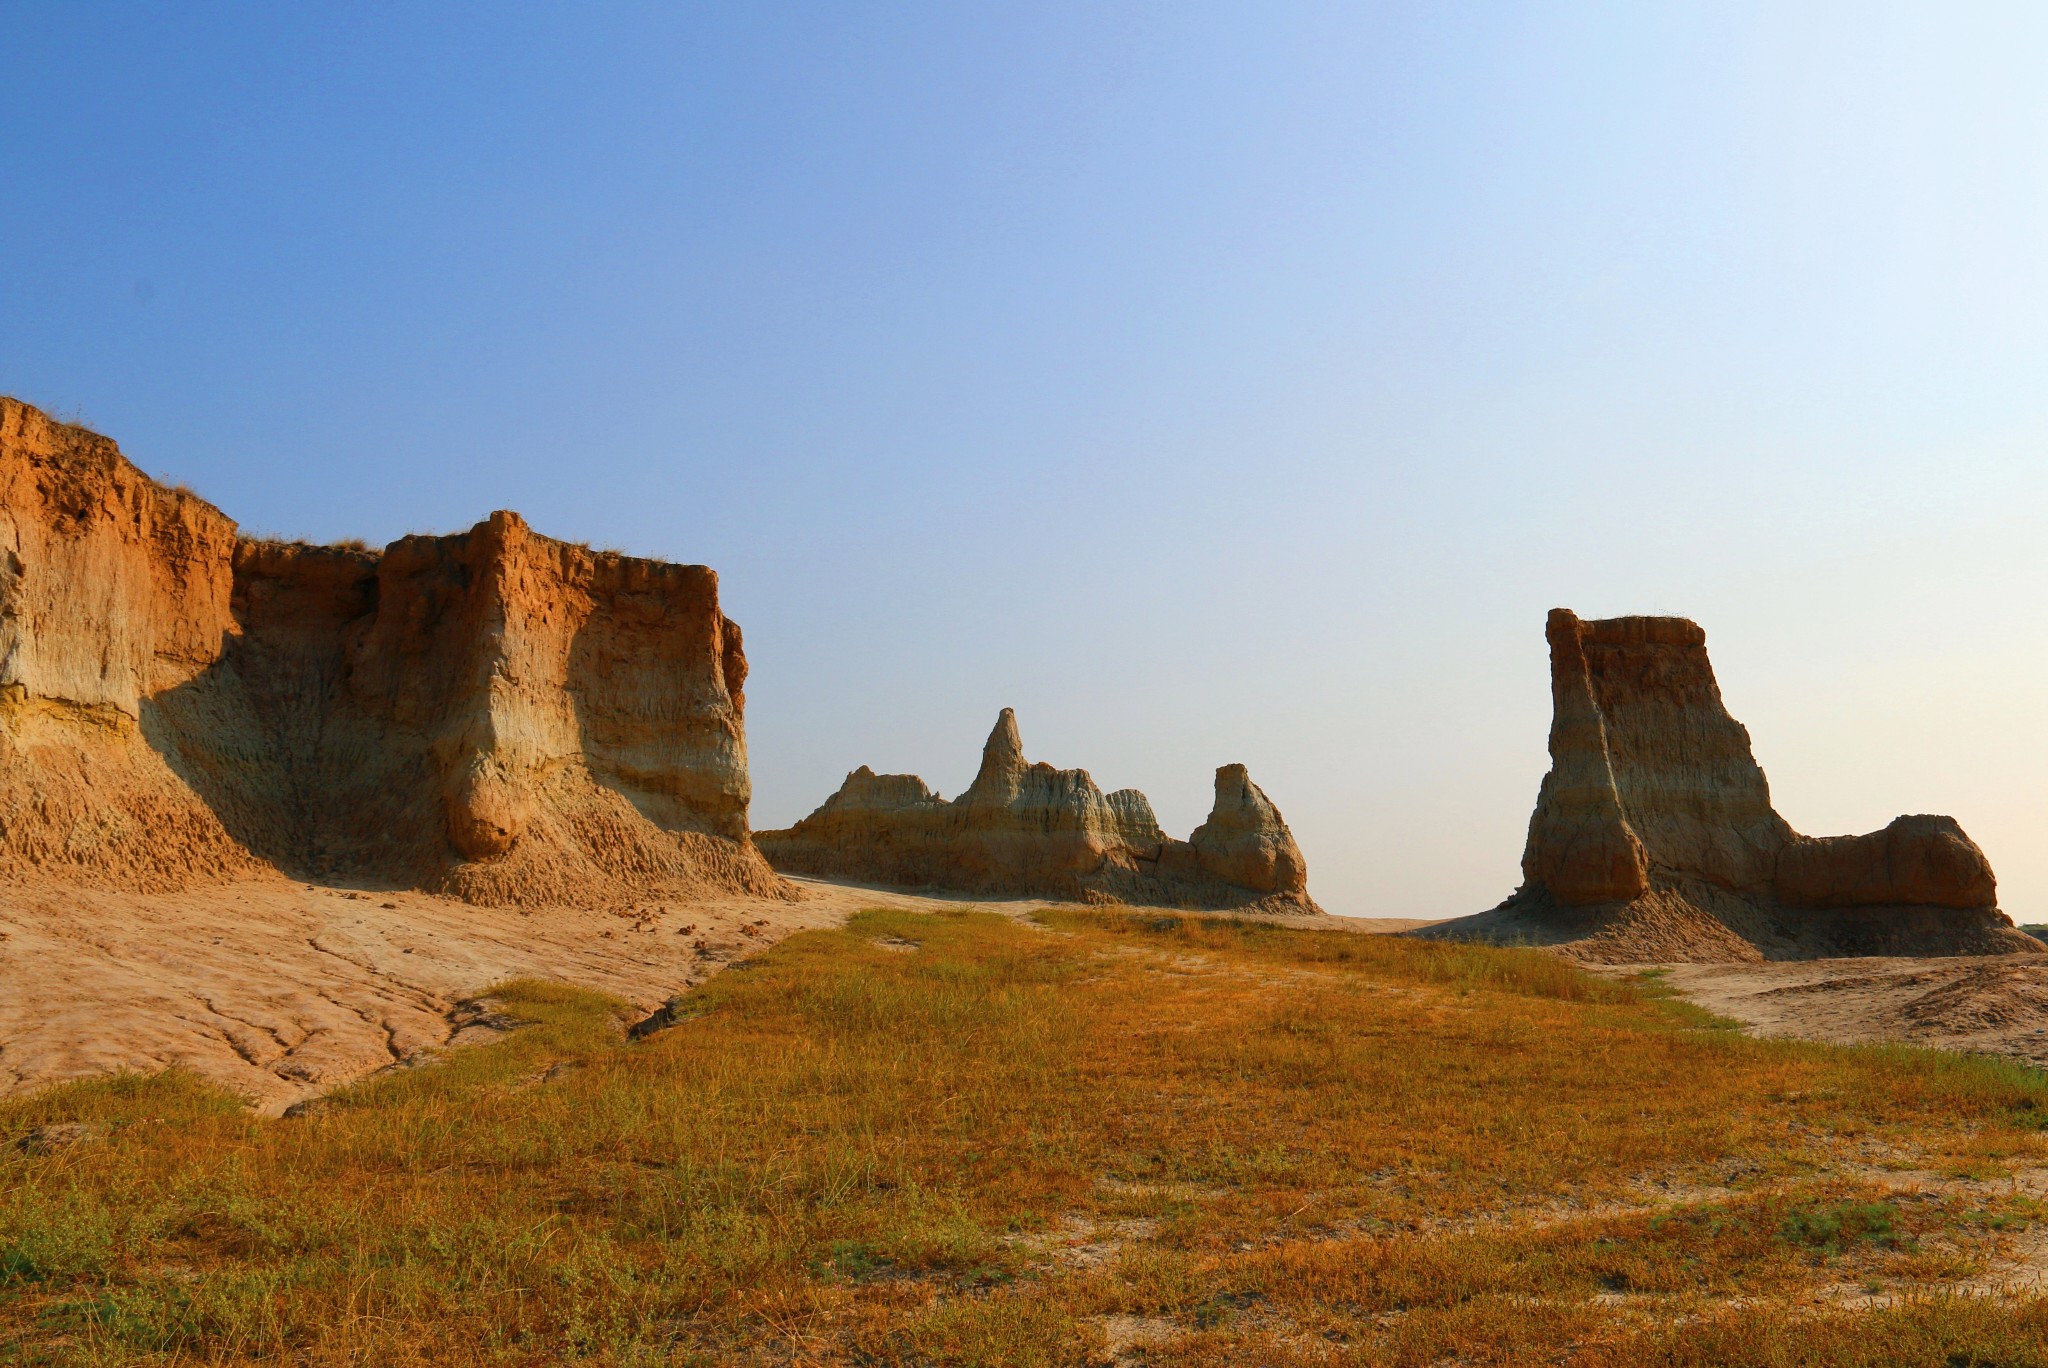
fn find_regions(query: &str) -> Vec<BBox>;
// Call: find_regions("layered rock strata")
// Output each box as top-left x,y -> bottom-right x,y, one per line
1419,609 -> 2032,961
756,709 -> 1321,913
0,396 -> 782,905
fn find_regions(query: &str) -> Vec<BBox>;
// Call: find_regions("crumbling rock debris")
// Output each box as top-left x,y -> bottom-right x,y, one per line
0,397 -> 786,908
756,709 -> 1321,914
628,994 -> 696,1039
445,997 -> 525,1049
1418,609 -> 2034,962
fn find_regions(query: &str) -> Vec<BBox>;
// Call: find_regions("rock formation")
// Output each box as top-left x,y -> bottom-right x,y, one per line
1419,609 -> 2032,961
0,396 -> 782,905
756,708 -> 1321,913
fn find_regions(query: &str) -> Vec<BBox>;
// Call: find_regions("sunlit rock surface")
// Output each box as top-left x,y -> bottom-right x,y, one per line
758,708 -> 1321,913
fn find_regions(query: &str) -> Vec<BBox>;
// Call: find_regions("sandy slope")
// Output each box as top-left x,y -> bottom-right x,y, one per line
1591,952 -> 2048,1068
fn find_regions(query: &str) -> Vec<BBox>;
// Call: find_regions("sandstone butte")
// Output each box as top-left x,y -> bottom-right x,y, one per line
1418,608 -> 2038,963
0,396 -> 785,907
756,708 -> 1323,915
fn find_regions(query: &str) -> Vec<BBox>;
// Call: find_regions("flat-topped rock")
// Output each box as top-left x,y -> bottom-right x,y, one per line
1418,608 -> 2033,962
0,396 -> 783,908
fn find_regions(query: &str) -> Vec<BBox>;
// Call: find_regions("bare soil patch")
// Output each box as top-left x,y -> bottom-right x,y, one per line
1593,951 -> 2048,1068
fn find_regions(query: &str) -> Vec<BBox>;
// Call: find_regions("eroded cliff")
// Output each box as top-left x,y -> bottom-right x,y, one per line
756,708 -> 1321,913
0,397 -> 782,905
1420,609 -> 2033,961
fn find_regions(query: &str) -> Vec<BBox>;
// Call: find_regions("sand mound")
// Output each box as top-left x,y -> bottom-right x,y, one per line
1631,945 -> 2048,1071
1899,959 -> 2048,1032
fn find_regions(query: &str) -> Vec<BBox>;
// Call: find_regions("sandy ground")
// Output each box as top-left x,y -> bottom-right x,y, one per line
1591,953 -> 2048,1068
0,875 -> 1419,1113
1331,916 -> 1444,934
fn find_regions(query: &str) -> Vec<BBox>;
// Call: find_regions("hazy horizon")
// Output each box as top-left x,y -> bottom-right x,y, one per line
8,5 -> 2048,919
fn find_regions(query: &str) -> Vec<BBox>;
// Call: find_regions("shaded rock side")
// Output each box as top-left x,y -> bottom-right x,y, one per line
0,396 -> 783,906
756,708 -> 1321,913
1419,608 -> 2030,962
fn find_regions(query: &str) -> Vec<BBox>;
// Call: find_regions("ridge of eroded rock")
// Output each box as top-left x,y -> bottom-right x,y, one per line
0,396 -> 784,906
756,708 -> 1321,913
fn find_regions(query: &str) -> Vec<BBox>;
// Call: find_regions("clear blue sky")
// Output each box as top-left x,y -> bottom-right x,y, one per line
9,3 -> 2048,919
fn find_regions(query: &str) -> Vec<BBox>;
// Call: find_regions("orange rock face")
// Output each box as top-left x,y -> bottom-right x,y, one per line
756,709 -> 1321,913
0,397 -> 780,906
1772,814 -> 1998,912
1424,608 -> 2032,960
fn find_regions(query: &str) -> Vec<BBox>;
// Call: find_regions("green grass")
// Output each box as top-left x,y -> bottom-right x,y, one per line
1780,1200 -> 1912,1255
5,908 -> 2048,1364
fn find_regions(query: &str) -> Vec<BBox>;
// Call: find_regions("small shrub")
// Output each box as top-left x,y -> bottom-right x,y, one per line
1780,1201 -> 1910,1255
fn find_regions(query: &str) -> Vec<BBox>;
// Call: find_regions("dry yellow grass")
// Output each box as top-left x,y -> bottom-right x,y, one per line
6,908 -> 2048,1364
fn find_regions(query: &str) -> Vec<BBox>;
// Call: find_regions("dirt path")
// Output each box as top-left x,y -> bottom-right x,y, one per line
1591,953 -> 2048,1068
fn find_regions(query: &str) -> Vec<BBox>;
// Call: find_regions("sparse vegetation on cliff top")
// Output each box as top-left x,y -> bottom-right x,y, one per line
6,910 -> 2048,1365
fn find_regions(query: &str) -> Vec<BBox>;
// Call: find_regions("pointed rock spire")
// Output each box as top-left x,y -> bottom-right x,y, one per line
756,709 -> 1321,912
962,707 -> 1028,805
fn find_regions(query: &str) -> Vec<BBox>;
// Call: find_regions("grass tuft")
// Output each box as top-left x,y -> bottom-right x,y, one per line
1781,1200 -> 1911,1255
